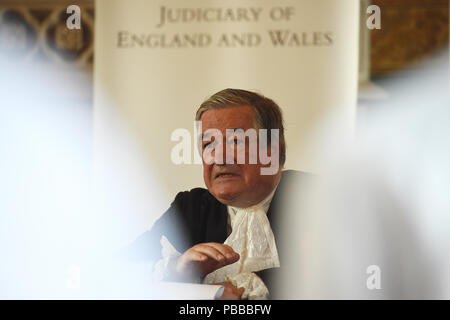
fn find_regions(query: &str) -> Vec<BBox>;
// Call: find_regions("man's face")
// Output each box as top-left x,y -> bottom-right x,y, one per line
200,105 -> 281,208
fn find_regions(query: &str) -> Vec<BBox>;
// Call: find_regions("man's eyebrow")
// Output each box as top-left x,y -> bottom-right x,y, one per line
201,128 -> 244,140
228,128 -> 245,133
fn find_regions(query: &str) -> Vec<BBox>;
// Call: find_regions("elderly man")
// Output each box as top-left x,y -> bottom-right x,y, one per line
126,88 -> 305,299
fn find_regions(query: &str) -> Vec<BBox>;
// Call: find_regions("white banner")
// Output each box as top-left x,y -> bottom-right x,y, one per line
94,0 -> 359,240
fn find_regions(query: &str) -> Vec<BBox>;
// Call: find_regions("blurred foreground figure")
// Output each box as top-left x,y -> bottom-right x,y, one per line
279,48 -> 450,299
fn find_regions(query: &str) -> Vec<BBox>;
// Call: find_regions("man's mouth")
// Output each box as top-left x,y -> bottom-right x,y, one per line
215,172 -> 239,179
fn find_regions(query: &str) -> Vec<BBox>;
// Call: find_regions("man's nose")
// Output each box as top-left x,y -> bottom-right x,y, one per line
213,140 -> 235,165
212,140 -> 225,165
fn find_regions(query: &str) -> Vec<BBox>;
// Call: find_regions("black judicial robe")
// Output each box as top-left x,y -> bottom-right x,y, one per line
124,170 -> 308,298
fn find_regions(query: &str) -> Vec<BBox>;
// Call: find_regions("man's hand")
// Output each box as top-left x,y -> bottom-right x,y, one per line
170,243 -> 239,281
216,282 -> 245,300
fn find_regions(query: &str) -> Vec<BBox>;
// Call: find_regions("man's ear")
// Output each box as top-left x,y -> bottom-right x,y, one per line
194,120 -> 203,164
259,129 -> 280,175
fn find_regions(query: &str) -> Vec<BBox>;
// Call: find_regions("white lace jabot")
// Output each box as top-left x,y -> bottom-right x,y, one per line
203,186 -> 280,299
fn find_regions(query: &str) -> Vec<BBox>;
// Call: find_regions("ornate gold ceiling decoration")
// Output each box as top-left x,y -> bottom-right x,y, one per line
371,0 -> 449,76
0,0 -> 94,69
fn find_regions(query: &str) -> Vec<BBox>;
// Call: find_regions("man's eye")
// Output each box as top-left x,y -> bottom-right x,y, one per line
204,141 -> 214,149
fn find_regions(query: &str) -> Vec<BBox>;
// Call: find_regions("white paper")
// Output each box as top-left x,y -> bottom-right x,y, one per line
152,282 -> 224,300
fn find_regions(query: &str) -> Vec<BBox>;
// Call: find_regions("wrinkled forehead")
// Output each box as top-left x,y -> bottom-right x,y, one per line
200,105 -> 256,133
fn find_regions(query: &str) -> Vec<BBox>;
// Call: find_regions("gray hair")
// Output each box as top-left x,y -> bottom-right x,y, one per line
195,88 -> 286,166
